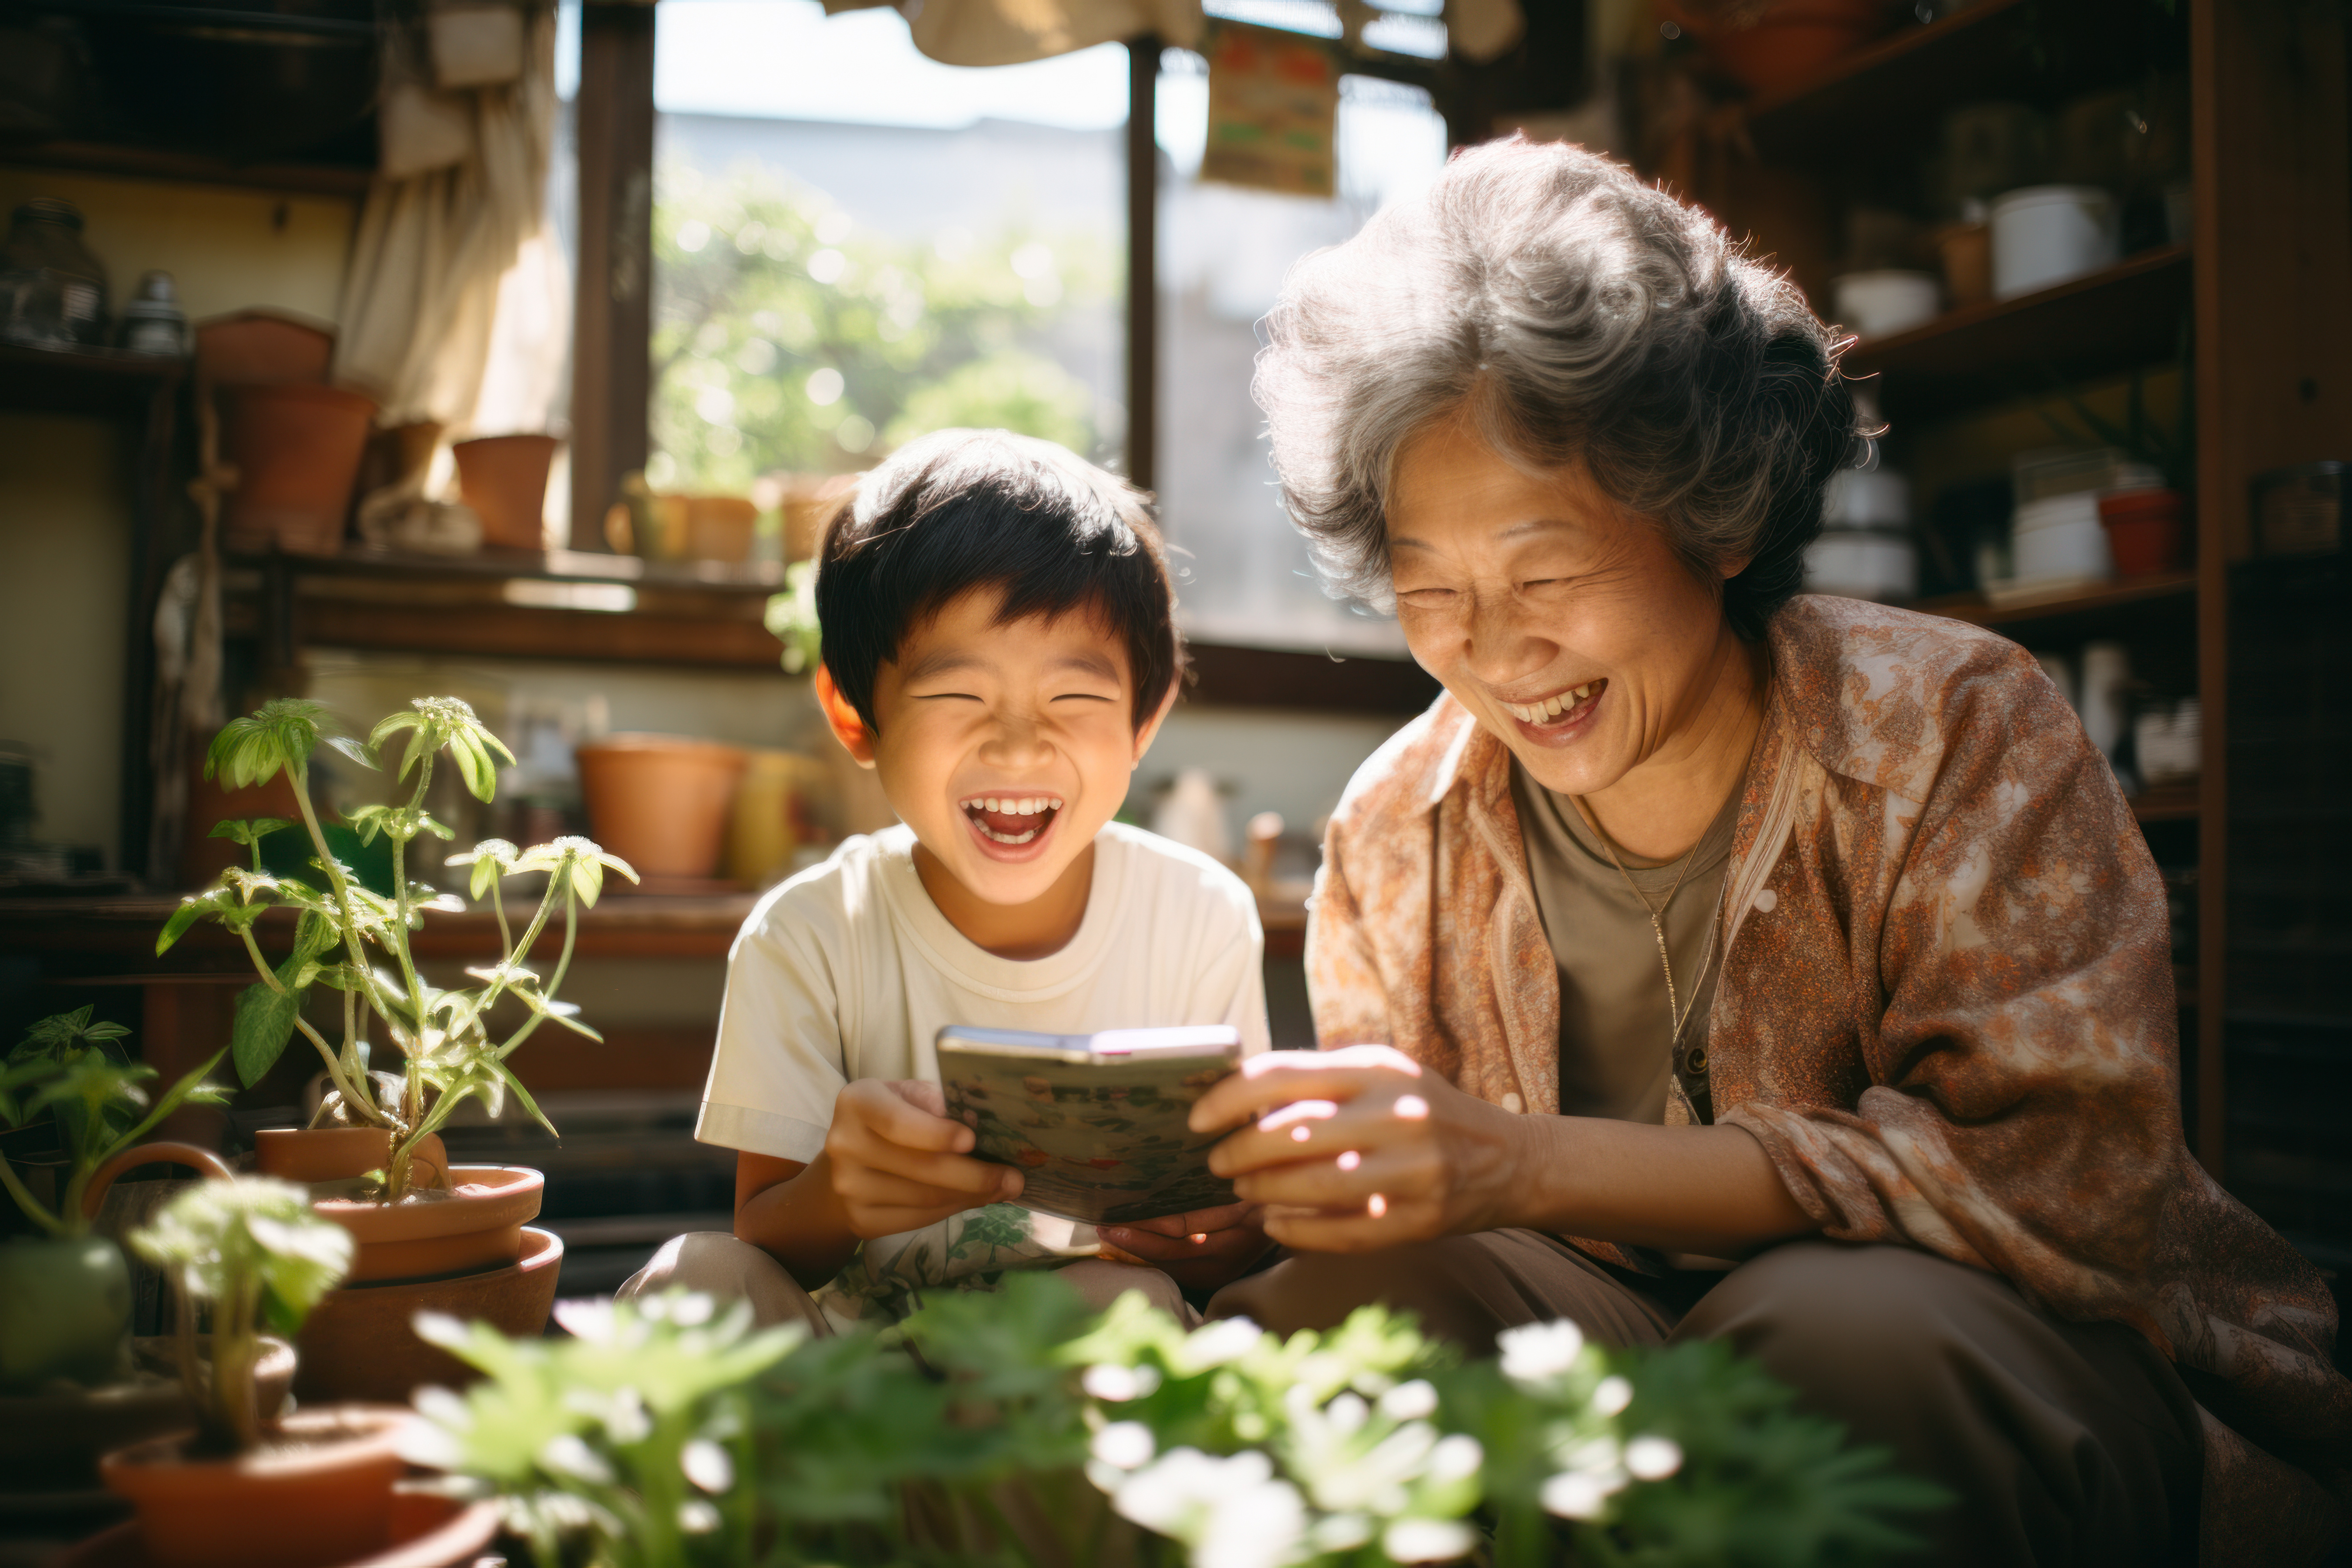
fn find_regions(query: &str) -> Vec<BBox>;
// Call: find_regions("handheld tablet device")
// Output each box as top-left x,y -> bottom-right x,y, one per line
934,1025 -> 1243,1225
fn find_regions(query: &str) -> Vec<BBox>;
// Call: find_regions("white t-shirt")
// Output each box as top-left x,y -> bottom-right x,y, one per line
696,821 -> 1270,1323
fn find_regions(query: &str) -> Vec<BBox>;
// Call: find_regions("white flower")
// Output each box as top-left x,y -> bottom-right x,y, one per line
1540,1470 -> 1620,1520
1589,1376 -> 1632,1417
1178,1316 -> 1264,1372
677,1498 -> 721,1534
682,1438 -> 734,1493
537,1434 -> 613,1485
1377,1380 -> 1438,1422
1310,1512 -> 1375,1552
1090,1421 -> 1156,1470
1497,1320 -> 1585,1384
1382,1517 -> 1477,1562
1083,1362 -> 1162,1402
1110,1448 -> 1306,1568
1624,1435 -> 1683,1481
1325,1392 -> 1369,1435
1428,1433 -> 1483,1484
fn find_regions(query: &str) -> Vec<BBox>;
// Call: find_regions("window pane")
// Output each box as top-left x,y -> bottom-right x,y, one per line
1156,49 -> 1448,654
649,1 -> 1127,513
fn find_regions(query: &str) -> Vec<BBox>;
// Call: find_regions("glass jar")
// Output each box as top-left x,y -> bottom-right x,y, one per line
0,199 -> 111,348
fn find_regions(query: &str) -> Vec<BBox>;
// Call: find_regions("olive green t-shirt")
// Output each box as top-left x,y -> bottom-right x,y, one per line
1508,762 -> 1737,1125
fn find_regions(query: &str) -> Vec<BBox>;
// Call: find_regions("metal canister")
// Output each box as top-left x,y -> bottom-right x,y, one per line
2250,462 -> 2345,556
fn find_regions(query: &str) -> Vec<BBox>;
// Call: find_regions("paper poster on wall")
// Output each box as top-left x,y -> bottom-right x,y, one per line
1200,21 -> 1340,198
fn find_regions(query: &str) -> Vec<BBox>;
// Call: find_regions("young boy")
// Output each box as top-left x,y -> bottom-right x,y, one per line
624,429 -> 1271,1332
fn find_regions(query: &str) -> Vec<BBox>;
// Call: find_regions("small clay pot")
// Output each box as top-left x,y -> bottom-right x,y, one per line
685,494 -> 759,563
99,1405 -> 412,1568
253,1127 -> 449,1190
313,1163 -> 542,1284
295,1226 -> 564,1404
224,382 -> 379,556
1666,0 -> 1891,95
192,309 -> 334,387
577,733 -> 750,881
2100,488 -> 2188,577
451,432 -> 560,550
55,1496 -> 498,1568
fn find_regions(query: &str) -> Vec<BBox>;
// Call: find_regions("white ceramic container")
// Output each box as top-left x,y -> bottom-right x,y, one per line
1830,270 -> 1942,339
1990,186 -> 2121,299
1823,466 -> 1911,530
2011,491 -> 2113,583
1803,531 -> 1918,602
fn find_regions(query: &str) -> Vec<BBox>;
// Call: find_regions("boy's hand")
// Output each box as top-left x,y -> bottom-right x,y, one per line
825,1078 -> 1022,1239
1097,1201 -> 1274,1292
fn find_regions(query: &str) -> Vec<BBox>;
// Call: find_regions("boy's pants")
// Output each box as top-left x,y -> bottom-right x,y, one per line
616,1231 -> 1201,1332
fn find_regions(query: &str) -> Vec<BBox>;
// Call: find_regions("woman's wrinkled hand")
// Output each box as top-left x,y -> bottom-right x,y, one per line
1096,1200 -> 1274,1292
1187,1046 -> 1526,1252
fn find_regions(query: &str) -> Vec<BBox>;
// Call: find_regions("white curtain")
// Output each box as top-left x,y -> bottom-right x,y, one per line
333,8 -> 561,431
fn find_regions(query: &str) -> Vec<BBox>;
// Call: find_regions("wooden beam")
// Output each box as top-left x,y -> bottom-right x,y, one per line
1126,38 -> 1158,494
2188,0 -> 2352,1177
571,2 -> 657,550
1184,642 -> 1438,714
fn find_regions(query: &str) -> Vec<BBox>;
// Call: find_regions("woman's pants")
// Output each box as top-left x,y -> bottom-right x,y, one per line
1208,1233 -> 2206,1568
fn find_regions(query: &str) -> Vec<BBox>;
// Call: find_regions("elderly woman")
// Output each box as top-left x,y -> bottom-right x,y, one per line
1096,143 -> 2346,1564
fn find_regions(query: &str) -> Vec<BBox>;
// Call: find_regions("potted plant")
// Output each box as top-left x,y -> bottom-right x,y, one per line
0,1008 -> 231,1391
160,695 -> 633,1400
409,1274 -> 1946,1568
94,1174 -> 480,1568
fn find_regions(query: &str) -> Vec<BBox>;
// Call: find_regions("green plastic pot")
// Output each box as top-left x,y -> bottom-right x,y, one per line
0,1140 -> 233,1392
0,1234 -> 132,1390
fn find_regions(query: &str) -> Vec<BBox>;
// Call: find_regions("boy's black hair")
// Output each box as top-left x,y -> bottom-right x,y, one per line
815,429 -> 1184,732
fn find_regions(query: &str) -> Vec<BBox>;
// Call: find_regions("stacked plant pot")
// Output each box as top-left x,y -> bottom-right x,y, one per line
255,1126 -> 565,1405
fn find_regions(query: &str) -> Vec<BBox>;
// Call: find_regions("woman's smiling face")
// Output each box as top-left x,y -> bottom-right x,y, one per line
1386,417 -> 1741,801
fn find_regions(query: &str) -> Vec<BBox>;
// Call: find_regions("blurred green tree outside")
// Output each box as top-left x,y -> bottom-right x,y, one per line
651,163 -> 1117,498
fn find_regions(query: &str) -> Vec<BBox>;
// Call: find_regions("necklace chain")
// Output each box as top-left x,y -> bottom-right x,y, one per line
1573,801 -> 1721,1054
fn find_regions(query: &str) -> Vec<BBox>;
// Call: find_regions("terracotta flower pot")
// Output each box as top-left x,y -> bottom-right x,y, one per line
313,1163 -> 542,1284
577,733 -> 750,882
1666,0 -> 1891,95
224,382 -> 379,556
192,309 -> 333,387
253,1127 -> 449,1190
56,1496 -> 498,1568
98,1404 -> 412,1568
294,1226 -> 564,1405
451,432 -> 560,551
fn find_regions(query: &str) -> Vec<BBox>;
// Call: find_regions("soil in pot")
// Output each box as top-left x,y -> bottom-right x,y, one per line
311,1162 -> 541,1283
577,733 -> 749,882
295,1225 -> 564,1404
253,1127 -> 448,1189
99,1404 -> 411,1568
451,432 -> 559,550
223,382 -> 379,556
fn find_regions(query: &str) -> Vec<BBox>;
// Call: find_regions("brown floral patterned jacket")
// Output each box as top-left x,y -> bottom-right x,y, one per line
1306,595 -> 2347,1561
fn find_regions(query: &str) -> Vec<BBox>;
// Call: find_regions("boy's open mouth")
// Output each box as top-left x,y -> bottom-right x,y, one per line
959,794 -> 1065,847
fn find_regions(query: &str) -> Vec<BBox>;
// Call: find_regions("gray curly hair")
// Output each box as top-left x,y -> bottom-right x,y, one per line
1253,137 -> 1858,641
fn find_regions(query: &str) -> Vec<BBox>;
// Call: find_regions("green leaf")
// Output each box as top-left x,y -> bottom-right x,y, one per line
208,817 -> 294,847
231,982 -> 301,1088
204,699 -> 339,789
155,888 -> 232,955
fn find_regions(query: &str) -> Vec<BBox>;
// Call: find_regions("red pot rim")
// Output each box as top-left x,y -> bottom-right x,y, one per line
325,1223 -> 564,1297
100,1405 -> 412,1491
576,733 -> 751,760
2098,488 -> 2185,524
313,1165 -> 542,1243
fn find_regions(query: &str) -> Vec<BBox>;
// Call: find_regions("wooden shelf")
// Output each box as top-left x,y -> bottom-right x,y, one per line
1843,248 -> 2192,425
1746,0 -> 2185,175
2131,785 -> 2200,824
219,548 -> 1441,709
0,341 -> 184,418
3,140 -> 376,199
1910,570 -> 2194,630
